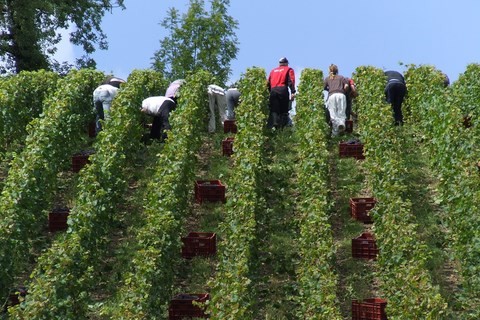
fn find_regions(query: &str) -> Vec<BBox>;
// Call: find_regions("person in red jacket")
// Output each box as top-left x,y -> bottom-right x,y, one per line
267,57 -> 296,129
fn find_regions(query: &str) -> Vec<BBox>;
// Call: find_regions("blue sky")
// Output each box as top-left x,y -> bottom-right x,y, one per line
58,0 -> 479,84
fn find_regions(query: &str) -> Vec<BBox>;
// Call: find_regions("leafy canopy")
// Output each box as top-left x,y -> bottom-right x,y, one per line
0,0 -> 125,74
152,0 -> 239,85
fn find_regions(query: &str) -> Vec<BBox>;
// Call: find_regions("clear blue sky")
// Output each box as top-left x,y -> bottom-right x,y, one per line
57,0 -> 480,84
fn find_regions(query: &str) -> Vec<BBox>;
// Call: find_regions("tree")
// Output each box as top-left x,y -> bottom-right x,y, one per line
0,0 -> 125,74
152,0 -> 239,85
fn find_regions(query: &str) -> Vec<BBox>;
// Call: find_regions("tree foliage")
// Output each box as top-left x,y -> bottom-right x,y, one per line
0,0 -> 125,74
152,0 -> 239,85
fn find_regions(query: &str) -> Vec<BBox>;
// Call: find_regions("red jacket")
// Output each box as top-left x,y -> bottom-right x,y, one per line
268,66 -> 296,93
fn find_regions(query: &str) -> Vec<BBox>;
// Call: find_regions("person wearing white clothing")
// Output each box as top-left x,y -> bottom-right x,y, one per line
324,64 -> 349,136
327,93 -> 347,136
92,84 -> 119,134
141,96 -> 177,141
207,84 -> 227,133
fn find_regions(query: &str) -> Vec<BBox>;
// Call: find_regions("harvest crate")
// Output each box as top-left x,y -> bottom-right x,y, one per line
223,119 -> 237,133
339,141 -> 365,160
4,287 -> 27,312
352,297 -> 387,320
195,180 -> 226,204
350,197 -> 377,223
181,232 -> 217,258
48,208 -> 70,232
345,119 -> 353,133
71,150 -> 94,172
352,232 -> 378,260
463,115 -> 472,128
169,293 -> 209,319
222,137 -> 234,157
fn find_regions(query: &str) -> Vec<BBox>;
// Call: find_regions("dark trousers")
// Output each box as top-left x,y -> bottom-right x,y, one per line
268,87 -> 290,128
150,100 -> 176,141
385,82 -> 406,124
94,100 -> 105,133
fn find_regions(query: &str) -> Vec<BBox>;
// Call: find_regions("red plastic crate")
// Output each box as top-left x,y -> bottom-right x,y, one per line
169,293 -> 209,319
4,287 -> 27,312
352,297 -> 387,320
195,180 -> 226,204
352,232 -> 378,260
48,208 -> 70,232
350,197 -> 376,223
223,119 -> 237,133
345,119 -> 353,133
339,141 -> 365,160
71,150 -> 94,172
222,137 -> 234,157
181,232 -> 217,258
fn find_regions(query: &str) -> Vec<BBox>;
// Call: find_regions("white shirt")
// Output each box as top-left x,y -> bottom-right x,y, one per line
141,96 -> 175,116
208,84 -> 225,96
93,84 -> 119,103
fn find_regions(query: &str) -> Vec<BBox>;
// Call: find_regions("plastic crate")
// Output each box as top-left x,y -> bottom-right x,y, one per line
352,297 -> 387,320
350,197 -> 376,223
195,180 -> 226,204
222,137 -> 234,157
71,150 -> 94,172
48,208 -> 70,232
223,119 -> 237,133
181,232 -> 217,258
352,232 -> 378,260
4,287 -> 27,312
169,293 -> 209,319
345,119 -> 353,133
339,141 -> 365,160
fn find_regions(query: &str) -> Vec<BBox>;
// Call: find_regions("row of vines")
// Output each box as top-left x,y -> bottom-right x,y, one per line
208,67 -> 269,318
354,66 -> 448,318
9,69 -> 166,318
0,69 -> 104,303
293,69 -> 342,319
405,63 -> 480,319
